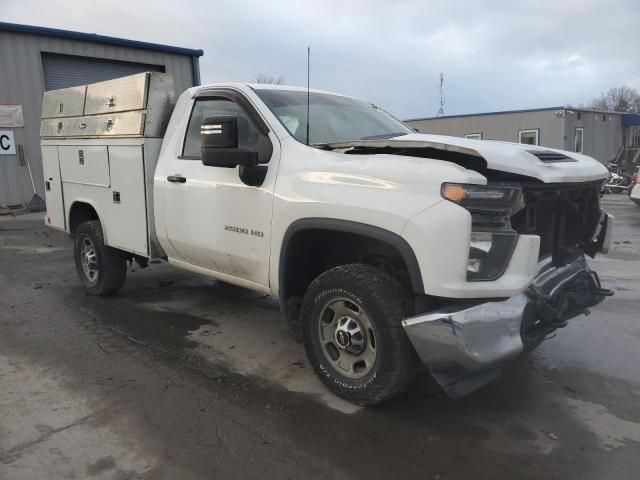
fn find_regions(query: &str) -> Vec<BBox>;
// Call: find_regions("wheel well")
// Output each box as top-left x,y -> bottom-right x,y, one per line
69,202 -> 99,234
279,222 -> 423,305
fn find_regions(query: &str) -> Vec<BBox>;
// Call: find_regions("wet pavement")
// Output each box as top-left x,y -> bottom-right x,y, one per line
1,194 -> 639,479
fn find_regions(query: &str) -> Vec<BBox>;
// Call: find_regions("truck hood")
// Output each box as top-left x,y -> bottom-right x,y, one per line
328,133 -> 609,184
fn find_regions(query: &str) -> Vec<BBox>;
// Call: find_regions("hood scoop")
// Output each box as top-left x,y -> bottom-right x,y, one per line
527,150 -> 576,163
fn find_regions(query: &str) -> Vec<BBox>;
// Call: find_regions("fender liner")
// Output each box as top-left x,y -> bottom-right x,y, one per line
68,200 -> 105,238
279,218 -> 424,298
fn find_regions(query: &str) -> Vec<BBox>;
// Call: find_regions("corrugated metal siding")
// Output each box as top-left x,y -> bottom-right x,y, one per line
564,112 -> 624,163
41,53 -> 164,91
0,30 -> 196,206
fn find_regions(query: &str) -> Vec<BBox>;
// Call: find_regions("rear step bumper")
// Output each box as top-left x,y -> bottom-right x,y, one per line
402,254 -> 613,398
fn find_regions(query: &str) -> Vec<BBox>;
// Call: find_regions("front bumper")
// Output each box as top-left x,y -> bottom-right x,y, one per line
403,254 -> 613,398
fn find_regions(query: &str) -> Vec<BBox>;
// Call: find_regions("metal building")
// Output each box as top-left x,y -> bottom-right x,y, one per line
406,107 -> 640,168
0,22 -> 203,208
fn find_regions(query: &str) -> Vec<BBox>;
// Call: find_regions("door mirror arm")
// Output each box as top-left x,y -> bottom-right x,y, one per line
239,165 -> 268,187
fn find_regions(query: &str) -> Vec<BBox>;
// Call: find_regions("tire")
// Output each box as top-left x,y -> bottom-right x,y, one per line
74,220 -> 127,295
300,264 -> 419,405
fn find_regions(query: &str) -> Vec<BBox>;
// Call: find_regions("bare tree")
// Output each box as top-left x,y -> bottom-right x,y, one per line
590,86 -> 640,113
254,74 -> 285,85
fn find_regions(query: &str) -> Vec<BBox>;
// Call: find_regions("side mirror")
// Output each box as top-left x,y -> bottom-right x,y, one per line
201,115 -> 259,168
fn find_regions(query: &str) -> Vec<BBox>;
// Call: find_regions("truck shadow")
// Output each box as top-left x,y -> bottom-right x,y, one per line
58,258 -> 640,476
69,261 -> 550,415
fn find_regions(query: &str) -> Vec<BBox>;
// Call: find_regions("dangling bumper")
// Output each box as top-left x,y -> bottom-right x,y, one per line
402,245 -> 614,398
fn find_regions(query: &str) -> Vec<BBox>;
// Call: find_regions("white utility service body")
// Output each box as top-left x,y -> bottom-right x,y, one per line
41,73 -> 613,404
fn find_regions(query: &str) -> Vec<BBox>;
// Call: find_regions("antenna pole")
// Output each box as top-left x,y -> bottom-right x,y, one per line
306,46 -> 310,145
437,72 -> 445,117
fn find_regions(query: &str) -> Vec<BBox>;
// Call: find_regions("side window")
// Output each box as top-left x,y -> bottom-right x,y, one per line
182,98 -> 261,159
518,129 -> 539,146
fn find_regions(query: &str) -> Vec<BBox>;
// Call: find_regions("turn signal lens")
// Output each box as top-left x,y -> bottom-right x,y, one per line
441,184 -> 467,203
440,183 -> 524,216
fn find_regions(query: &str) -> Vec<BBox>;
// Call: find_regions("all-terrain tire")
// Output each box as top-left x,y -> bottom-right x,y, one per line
74,220 -> 127,295
300,264 -> 419,406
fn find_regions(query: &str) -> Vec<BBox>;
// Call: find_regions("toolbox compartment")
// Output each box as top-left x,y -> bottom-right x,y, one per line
84,73 -> 149,115
41,85 -> 86,118
58,146 -> 110,187
41,72 -> 174,139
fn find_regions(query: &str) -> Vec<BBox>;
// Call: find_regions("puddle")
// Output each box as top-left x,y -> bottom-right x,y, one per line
69,278 -> 361,414
564,397 -> 640,450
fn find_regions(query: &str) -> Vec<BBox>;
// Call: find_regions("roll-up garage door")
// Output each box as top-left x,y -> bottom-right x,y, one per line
41,52 -> 165,91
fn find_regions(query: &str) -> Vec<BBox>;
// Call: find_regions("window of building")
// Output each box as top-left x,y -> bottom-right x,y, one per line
464,133 -> 482,140
518,129 -> 539,145
574,127 -> 584,153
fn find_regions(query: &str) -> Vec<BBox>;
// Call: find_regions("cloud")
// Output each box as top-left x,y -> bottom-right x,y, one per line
4,0 -> 639,118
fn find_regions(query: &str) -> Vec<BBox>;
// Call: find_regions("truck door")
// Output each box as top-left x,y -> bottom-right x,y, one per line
161,92 -> 279,289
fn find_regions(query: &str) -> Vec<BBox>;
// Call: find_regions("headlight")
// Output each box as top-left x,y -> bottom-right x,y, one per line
442,183 -> 524,281
441,183 -> 524,214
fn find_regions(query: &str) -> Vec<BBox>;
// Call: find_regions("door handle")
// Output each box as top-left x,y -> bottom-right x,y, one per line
167,175 -> 187,183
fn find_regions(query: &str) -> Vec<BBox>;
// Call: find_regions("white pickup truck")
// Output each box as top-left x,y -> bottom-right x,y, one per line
41,72 -> 613,405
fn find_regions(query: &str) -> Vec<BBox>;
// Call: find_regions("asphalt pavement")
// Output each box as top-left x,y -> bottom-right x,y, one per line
1,194 -> 639,479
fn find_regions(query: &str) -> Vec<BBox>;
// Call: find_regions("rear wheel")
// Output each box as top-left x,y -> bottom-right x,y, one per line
74,220 -> 127,295
300,264 -> 418,405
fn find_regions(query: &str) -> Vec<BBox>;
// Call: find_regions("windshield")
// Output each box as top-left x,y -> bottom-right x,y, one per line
253,89 -> 411,146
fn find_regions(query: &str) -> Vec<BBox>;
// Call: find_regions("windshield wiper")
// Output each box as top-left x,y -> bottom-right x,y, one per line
359,132 -> 409,140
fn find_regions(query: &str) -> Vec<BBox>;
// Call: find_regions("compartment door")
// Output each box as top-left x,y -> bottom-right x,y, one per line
59,146 -> 110,187
41,145 -> 65,230
105,145 -> 148,255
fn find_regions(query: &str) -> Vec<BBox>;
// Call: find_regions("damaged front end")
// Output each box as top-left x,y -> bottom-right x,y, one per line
331,136 -> 614,396
403,180 -> 614,398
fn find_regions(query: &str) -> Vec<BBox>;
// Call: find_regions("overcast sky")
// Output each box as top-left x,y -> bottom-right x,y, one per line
4,0 -> 640,119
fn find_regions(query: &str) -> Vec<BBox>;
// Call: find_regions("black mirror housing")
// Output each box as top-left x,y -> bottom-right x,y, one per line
201,115 -> 259,168
201,116 -> 237,148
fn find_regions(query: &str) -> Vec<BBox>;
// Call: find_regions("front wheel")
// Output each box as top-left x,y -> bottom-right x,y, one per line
74,220 -> 127,295
300,264 -> 419,405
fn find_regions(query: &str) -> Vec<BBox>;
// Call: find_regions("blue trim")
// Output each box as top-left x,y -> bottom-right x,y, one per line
0,21 -> 203,57
406,106 -> 565,122
623,113 -> 640,128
